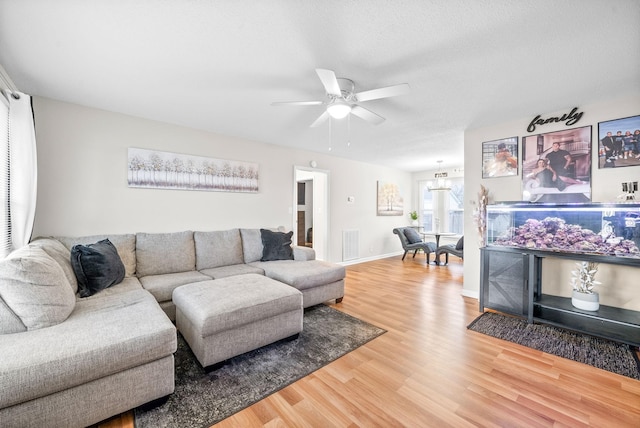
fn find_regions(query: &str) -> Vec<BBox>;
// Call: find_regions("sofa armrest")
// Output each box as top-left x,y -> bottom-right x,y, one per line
293,246 -> 315,261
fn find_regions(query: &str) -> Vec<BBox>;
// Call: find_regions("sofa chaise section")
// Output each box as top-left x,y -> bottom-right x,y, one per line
0,239 -> 176,428
239,228 -> 345,307
0,288 -> 176,428
252,259 -> 345,307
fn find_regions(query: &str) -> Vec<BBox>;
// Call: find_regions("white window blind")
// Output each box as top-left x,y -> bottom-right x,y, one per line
0,89 -> 37,258
0,94 -> 10,257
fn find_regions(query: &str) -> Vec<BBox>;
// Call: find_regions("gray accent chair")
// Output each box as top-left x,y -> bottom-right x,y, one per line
435,236 -> 464,265
393,227 -> 437,264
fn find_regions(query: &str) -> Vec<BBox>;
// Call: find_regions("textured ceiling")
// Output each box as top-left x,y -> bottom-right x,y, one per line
1,0 -> 639,172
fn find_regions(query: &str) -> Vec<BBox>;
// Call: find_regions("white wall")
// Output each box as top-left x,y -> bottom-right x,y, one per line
463,94 -> 640,309
32,97 -> 412,264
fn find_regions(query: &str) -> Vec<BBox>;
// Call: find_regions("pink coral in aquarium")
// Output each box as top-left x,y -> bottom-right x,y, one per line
493,216 -> 640,257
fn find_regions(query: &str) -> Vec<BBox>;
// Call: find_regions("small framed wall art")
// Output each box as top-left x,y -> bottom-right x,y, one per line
376,180 -> 403,216
597,114 -> 640,169
481,137 -> 518,178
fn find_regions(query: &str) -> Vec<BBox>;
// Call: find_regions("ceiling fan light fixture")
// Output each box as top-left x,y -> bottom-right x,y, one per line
327,99 -> 351,119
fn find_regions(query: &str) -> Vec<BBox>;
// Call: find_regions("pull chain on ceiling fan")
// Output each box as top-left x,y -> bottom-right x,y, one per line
272,68 -> 409,127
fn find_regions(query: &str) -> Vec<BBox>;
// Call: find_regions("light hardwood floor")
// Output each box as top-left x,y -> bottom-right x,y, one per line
99,255 -> 640,427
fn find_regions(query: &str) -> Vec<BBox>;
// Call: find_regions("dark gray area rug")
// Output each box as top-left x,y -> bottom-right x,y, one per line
468,311 -> 640,380
135,304 -> 385,428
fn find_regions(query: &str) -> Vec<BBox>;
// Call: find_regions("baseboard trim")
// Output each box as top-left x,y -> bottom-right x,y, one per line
461,289 -> 479,300
338,251 -> 403,266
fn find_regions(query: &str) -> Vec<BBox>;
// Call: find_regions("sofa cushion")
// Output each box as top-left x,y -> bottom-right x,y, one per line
260,229 -> 294,261
240,228 -> 263,263
71,239 -> 126,298
0,246 -> 75,332
0,295 -> 25,334
253,260 -> 346,291
404,228 -> 422,244
173,275 -> 302,336
292,246 -> 316,261
31,238 -> 79,294
194,229 -> 244,270
136,231 -> 195,277
56,234 -> 137,278
139,271 -> 210,303
199,263 -> 265,279
76,276 -> 144,301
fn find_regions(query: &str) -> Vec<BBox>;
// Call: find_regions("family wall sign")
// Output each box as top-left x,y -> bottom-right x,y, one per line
527,107 -> 584,132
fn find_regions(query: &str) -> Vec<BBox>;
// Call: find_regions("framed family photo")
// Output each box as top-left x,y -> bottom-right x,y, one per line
521,126 -> 592,203
597,114 -> 640,169
482,137 -> 518,178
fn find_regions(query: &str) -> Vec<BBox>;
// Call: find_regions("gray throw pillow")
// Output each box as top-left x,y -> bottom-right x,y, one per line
456,236 -> 464,250
260,229 -> 294,261
0,246 -> 75,331
403,228 -> 422,244
71,239 -> 125,297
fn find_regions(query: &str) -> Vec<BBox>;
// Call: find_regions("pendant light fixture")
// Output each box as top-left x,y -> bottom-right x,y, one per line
427,160 -> 452,191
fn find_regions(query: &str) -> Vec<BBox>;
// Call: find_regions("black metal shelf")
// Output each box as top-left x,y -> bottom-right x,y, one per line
534,295 -> 640,347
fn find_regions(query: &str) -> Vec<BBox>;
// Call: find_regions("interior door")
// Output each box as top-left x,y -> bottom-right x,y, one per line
294,166 -> 329,261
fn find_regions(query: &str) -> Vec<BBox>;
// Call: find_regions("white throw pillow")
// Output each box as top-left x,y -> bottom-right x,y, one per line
0,246 -> 75,331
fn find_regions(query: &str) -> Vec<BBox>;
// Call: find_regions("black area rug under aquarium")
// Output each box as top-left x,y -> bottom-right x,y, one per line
468,311 -> 640,380
134,304 -> 386,428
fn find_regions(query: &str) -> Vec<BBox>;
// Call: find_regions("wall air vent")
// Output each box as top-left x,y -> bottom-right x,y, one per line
342,229 -> 359,261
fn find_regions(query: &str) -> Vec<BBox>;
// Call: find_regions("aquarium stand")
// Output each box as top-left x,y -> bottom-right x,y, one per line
480,246 -> 640,347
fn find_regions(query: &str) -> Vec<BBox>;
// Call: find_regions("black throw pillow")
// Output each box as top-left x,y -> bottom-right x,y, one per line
455,236 -> 464,250
71,239 -> 125,297
260,229 -> 294,261
403,228 -> 423,244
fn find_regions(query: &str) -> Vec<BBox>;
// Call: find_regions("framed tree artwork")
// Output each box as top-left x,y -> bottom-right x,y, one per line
128,148 -> 259,193
376,181 -> 403,216
521,126 -> 591,203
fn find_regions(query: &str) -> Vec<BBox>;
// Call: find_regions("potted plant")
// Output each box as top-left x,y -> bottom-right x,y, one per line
570,261 -> 601,311
409,211 -> 419,226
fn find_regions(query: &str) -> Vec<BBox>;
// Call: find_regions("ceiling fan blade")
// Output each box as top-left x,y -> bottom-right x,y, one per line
351,105 -> 385,125
310,110 -> 330,128
316,69 -> 342,96
355,83 -> 410,102
271,101 -> 324,106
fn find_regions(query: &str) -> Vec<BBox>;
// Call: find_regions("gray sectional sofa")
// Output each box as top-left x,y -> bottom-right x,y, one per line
0,228 -> 345,428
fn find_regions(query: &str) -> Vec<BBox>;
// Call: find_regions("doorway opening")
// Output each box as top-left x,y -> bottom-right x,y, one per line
293,166 -> 329,261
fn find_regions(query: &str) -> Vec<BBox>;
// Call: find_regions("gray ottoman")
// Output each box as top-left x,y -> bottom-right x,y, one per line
173,274 -> 303,369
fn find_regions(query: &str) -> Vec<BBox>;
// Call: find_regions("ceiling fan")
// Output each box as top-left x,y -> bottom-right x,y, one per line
272,69 -> 410,127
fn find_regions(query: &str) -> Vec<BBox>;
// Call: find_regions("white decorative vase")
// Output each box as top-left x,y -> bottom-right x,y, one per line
411,220 -> 419,226
571,290 -> 599,311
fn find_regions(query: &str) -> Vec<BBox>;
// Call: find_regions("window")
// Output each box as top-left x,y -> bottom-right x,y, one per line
0,90 -> 37,258
418,177 -> 464,234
